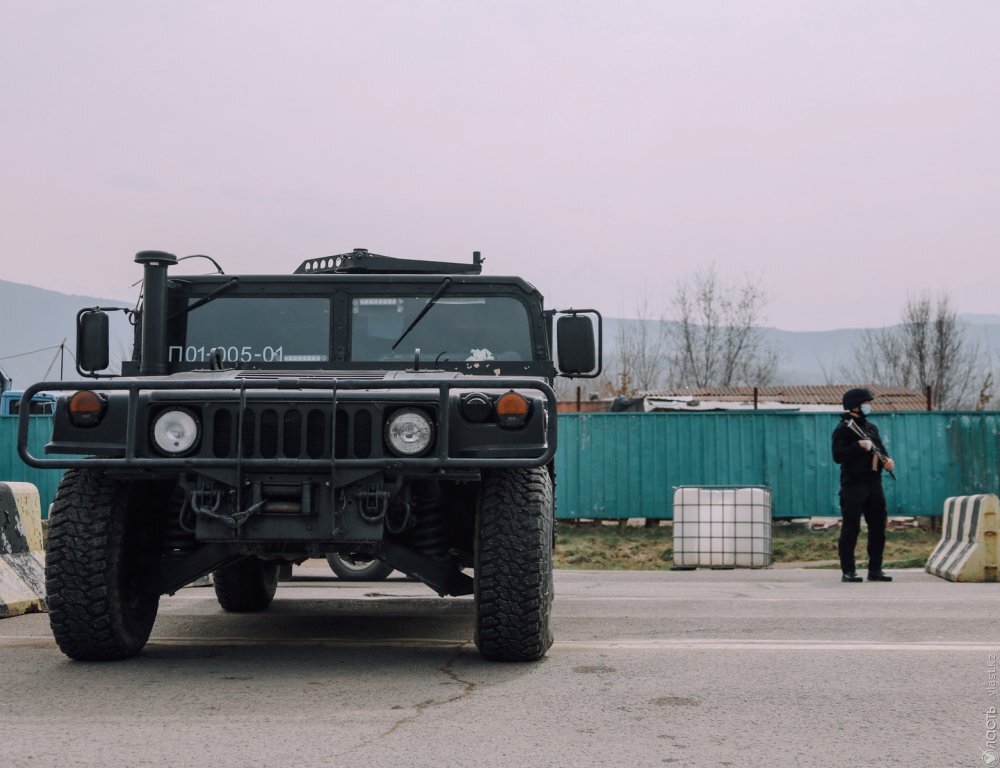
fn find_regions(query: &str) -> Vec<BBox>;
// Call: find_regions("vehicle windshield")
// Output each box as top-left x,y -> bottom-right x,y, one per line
172,297 -> 331,366
167,293 -> 534,368
350,296 -> 533,363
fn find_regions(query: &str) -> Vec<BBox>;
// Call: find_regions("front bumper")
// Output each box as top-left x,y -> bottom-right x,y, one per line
17,376 -> 557,471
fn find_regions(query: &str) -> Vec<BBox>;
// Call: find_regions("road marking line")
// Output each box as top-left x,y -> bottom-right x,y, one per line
557,595 -> 1000,602
554,639 -> 997,652
165,592 -> 999,604
0,635 -> 992,652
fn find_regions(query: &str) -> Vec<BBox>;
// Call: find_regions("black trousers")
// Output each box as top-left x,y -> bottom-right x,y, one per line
838,479 -> 887,574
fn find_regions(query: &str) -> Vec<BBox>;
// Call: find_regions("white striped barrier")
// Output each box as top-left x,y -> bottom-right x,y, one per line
925,494 -> 999,583
0,482 -> 47,617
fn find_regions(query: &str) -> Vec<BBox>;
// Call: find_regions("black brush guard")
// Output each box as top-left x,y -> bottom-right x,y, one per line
17,377 -> 557,471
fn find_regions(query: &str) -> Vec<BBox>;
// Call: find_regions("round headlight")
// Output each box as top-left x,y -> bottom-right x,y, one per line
385,409 -> 434,456
152,409 -> 200,456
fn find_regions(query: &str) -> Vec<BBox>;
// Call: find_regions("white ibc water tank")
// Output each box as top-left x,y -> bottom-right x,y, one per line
672,486 -> 772,568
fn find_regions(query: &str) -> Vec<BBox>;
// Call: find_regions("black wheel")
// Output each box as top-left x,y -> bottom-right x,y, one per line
474,467 -> 554,662
325,553 -> 394,581
46,469 -> 160,661
212,557 -> 278,612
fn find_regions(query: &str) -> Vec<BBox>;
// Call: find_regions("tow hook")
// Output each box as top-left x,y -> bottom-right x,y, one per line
190,486 -> 222,516
189,484 -> 264,535
355,485 -> 391,523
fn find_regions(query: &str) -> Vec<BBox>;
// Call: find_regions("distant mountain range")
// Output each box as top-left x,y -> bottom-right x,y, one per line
0,280 -> 133,388
1,277 -> 998,390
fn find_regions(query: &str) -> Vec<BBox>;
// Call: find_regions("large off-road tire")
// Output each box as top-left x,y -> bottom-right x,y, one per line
326,553 -> 394,581
212,557 -> 278,612
46,469 -> 160,661
475,466 -> 554,662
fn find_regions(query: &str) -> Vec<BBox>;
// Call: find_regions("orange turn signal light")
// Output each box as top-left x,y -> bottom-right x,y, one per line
68,390 -> 106,427
496,392 -> 529,417
496,391 -> 529,428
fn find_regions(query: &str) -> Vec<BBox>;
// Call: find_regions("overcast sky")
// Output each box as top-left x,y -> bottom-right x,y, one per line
1,1 -> 997,331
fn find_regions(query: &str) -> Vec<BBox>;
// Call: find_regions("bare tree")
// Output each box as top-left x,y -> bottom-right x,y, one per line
603,292 -> 667,397
849,326 -> 908,388
976,371 -> 994,411
666,266 -> 778,387
847,292 -> 984,409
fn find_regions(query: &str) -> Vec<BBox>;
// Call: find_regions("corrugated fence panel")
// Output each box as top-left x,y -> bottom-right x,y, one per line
878,413 -> 940,518
0,415 -> 64,519
555,412 -> 1000,519
2,411 -> 998,521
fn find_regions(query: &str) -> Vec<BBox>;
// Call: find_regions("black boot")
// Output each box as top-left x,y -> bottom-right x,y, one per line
867,571 -> 893,582
842,572 -> 863,583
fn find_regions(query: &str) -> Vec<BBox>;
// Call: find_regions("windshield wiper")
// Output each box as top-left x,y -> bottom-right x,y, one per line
167,277 -> 240,319
391,277 -> 451,351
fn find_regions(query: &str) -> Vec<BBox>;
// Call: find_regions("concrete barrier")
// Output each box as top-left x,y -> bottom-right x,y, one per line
925,494 -> 999,583
0,482 -> 46,617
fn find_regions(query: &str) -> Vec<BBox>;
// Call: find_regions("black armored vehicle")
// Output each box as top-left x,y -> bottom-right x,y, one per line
18,249 -> 601,662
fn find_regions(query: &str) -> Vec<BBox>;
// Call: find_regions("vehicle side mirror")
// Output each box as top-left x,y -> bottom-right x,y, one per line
77,310 -> 110,373
556,311 -> 602,378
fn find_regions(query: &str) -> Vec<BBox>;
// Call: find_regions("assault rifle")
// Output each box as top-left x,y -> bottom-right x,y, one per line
845,418 -> 895,479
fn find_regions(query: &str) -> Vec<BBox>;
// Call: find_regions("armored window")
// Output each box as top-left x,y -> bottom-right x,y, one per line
349,296 -> 533,364
170,297 -> 331,367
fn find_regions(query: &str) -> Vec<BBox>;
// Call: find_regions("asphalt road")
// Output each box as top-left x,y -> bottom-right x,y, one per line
1,564 -> 996,768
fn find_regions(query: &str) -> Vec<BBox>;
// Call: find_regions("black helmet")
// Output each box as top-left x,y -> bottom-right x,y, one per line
842,387 -> 874,411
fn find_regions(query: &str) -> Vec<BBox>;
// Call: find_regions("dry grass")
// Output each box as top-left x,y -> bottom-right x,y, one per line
553,520 -> 941,570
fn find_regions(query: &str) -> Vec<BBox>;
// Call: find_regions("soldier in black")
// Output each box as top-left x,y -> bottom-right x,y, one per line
832,388 -> 896,583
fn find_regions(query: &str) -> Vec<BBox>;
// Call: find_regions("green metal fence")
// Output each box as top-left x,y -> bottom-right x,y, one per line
555,411 -> 1000,519
0,416 -> 64,518
3,412 -> 998,521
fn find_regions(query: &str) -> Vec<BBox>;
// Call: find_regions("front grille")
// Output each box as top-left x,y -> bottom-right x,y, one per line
260,410 -> 279,458
306,409 -> 325,459
354,410 -> 372,458
242,409 -> 255,456
212,409 -> 233,457
208,404 -> 376,460
283,410 -> 302,458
